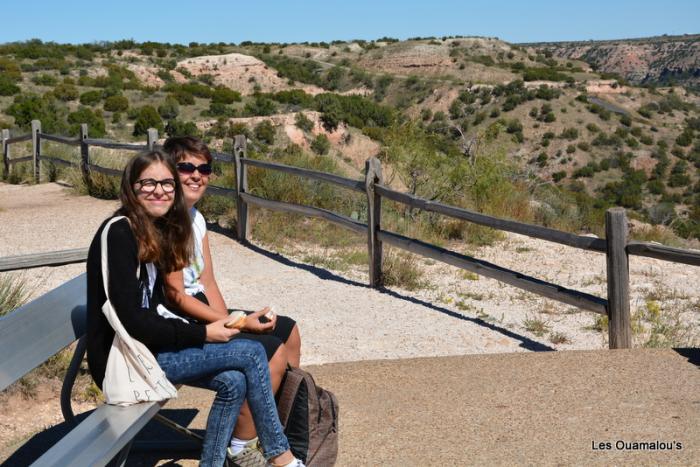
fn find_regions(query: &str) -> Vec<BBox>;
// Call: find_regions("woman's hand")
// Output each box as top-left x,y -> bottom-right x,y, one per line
242,307 -> 277,334
205,317 -> 240,342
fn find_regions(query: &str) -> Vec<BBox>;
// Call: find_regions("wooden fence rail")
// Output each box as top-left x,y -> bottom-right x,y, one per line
2,120 -> 699,349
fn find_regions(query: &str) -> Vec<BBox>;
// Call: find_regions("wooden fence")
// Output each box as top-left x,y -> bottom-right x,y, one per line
2,120 -> 699,349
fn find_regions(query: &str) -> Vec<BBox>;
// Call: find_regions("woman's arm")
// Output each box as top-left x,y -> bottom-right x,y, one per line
164,268 -> 228,322
198,233 -> 228,314
105,220 -> 207,349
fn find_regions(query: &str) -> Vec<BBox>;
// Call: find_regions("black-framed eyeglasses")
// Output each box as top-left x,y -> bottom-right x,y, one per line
135,178 -> 176,193
176,162 -> 213,175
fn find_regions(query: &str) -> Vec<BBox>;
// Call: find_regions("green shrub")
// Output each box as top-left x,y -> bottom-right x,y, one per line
560,127 -> 579,140
67,107 -> 106,137
253,120 -> 275,145
310,134 -> 331,155
32,74 -> 58,86
170,89 -> 195,105
0,76 -> 21,96
165,119 -> 201,138
294,112 -> 314,132
6,93 -> 68,133
133,106 -> 163,136
79,90 -> 102,106
158,97 -> 180,119
52,83 -> 79,101
211,86 -> 242,104
104,95 -> 129,112
244,96 -> 277,116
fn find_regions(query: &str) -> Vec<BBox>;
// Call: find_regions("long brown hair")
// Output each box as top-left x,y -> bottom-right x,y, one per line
117,150 -> 192,272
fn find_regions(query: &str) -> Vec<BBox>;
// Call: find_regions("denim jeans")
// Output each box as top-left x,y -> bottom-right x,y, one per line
156,339 -> 290,466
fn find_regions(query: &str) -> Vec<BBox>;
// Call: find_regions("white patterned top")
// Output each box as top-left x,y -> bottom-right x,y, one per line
183,207 -> 207,296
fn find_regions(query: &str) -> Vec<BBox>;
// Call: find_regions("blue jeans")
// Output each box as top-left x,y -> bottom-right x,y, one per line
156,339 -> 290,466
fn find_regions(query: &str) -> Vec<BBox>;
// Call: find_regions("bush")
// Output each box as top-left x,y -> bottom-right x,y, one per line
158,97 -> 180,119
165,119 -> 201,138
552,171 -> 566,182
560,127 -> 579,140
0,76 -> 21,96
211,86 -> 242,104
104,95 -> 129,112
52,83 -> 79,101
253,120 -> 275,145
79,90 -> 102,106
244,96 -> 277,116
6,94 -> 67,134
133,106 -> 163,136
668,161 -> 690,187
67,107 -> 106,137
0,274 -> 28,317
32,74 -> 58,86
171,89 -> 195,105
310,134 -> 331,155
294,112 -> 314,132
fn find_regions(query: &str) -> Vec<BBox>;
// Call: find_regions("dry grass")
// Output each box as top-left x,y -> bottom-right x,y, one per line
382,249 -> 428,291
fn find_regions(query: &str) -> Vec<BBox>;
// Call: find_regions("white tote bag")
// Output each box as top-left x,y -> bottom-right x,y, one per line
100,216 -> 178,406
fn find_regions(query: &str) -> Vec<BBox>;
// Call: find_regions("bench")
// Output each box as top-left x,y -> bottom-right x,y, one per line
0,273 -> 202,466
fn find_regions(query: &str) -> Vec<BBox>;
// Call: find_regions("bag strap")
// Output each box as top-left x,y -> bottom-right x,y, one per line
277,368 -> 305,427
100,216 -> 140,300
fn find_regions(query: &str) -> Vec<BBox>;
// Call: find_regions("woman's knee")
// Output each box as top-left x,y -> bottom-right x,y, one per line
211,370 -> 246,401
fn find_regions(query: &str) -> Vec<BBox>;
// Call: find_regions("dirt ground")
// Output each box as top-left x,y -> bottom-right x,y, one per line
3,348 -> 697,466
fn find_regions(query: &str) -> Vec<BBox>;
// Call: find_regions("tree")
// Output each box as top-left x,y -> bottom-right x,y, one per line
310,134 -> 331,155
133,106 -> 163,136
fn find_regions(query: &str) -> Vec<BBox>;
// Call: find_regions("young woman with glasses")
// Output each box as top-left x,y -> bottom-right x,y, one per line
85,150 -> 304,467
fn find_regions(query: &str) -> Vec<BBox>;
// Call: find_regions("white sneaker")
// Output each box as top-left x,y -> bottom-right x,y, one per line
226,437 -> 265,467
266,458 -> 305,467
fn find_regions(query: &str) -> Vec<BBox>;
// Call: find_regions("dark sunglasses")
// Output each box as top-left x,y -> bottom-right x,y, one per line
176,162 -> 213,175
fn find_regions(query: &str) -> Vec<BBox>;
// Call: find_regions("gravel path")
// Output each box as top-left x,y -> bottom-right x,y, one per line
0,182 -> 541,365
1,182 -> 698,363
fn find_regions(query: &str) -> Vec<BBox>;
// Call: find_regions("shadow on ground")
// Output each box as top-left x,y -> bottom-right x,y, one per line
209,229 -> 555,352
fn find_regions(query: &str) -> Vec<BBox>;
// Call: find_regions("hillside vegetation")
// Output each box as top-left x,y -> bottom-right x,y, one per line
0,36 -> 699,245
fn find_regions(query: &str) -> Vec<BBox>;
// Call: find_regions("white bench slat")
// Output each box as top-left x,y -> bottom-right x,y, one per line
31,402 -> 161,467
0,274 -> 86,391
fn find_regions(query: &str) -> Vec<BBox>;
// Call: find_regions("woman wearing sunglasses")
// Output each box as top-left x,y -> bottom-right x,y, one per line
162,136 -> 302,462
86,150 -> 304,467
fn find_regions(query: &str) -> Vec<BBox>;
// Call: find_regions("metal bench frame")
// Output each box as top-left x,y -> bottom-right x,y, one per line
0,273 -> 202,466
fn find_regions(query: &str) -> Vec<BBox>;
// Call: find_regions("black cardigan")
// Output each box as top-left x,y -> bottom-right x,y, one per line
86,217 -> 206,389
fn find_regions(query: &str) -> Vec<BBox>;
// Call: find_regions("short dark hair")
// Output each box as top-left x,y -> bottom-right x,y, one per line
162,136 -> 212,163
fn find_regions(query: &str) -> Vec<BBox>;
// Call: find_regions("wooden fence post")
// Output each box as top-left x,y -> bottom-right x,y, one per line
1,129 -> 9,180
605,207 -> 631,349
233,135 -> 249,243
365,157 -> 383,287
79,124 -> 91,191
147,128 -> 158,150
31,120 -> 41,182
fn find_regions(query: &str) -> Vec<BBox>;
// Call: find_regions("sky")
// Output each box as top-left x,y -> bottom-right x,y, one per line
0,0 -> 698,45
